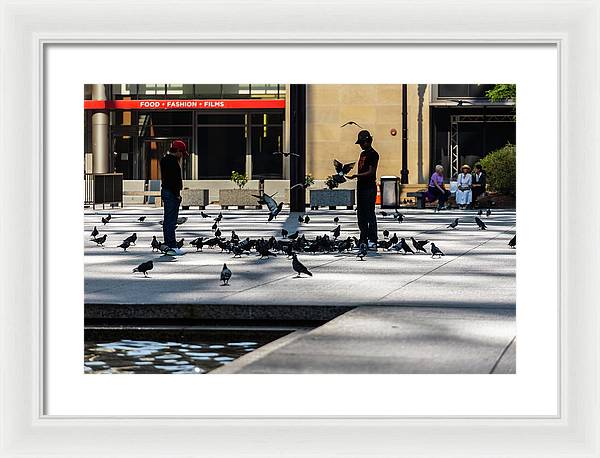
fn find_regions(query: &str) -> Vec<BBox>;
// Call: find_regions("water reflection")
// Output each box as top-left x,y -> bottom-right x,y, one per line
84,337 -> 270,374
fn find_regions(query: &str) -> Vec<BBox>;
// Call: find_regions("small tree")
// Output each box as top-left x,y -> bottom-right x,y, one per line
230,170 -> 248,189
479,143 -> 516,195
304,174 -> 315,188
485,84 -> 516,103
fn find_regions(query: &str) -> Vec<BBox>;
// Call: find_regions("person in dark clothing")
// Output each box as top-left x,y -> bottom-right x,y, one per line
160,139 -> 188,256
348,130 -> 379,250
471,164 -> 487,205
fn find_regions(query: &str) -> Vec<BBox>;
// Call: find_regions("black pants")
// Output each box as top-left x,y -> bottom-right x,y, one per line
428,186 -> 450,208
357,185 -> 377,243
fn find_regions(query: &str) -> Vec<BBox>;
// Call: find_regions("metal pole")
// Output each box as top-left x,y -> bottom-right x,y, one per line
91,84 -> 109,174
289,84 -> 306,212
400,84 -> 409,184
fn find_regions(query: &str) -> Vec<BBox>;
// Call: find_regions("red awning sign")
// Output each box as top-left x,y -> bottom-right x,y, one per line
84,99 -> 285,110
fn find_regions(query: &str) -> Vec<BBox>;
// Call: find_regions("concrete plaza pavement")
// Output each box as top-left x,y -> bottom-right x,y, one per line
85,204 -> 516,373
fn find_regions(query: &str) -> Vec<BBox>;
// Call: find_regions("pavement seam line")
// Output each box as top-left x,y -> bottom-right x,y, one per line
489,336 -> 517,374
376,225 -> 516,302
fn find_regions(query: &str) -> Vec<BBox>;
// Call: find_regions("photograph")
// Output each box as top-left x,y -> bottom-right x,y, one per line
83,83 -> 517,374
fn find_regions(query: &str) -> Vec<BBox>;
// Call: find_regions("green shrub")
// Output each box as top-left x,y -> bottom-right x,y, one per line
305,174 -> 315,188
479,143 -> 516,195
230,170 -> 248,189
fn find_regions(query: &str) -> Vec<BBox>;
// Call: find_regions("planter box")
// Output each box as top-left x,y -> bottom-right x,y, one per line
181,188 -> 209,209
219,189 -> 261,209
310,189 -> 355,209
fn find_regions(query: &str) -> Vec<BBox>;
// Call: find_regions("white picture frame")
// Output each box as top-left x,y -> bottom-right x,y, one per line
1,0 -> 598,456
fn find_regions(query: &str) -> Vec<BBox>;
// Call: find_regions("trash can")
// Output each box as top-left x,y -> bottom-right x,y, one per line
380,176 -> 400,208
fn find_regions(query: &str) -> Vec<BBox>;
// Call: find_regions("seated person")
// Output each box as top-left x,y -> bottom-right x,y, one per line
427,165 -> 451,210
471,164 -> 487,204
456,164 -> 473,209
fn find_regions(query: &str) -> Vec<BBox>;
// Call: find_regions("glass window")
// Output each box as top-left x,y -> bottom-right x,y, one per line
250,84 -> 282,99
438,84 -> 498,99
222,84 -> 250,98
251,112 -> 284,125
139,84 -> 166,95
197,113 -> 246,125
194,84 -> 222,98
251,124 -> 283,178
197,126 -> 246,179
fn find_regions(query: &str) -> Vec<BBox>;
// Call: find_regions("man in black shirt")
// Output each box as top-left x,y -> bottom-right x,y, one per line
160,139 -> 188,256
348,130 -> 379,250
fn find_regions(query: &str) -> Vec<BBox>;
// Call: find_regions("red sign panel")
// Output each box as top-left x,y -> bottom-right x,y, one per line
84,99 -> 285,110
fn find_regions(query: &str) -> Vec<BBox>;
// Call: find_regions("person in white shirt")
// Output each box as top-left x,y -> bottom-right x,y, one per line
456,164 -> 473,209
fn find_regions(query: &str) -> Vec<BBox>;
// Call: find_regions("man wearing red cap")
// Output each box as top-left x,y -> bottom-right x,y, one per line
160,139 -> 188,256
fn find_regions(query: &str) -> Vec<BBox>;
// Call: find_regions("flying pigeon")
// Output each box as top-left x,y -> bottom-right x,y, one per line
475,216 -> 487,230
92,234 -> 107,247
133,260 -> 153,277
508,235 -> 516,248
340,121 -> 363,129
90,226 -> 99,238
253,193 -> 283,222
332,159 -> 356,184
291,254 -> 312,278
447,218 -> 459,229
430,243 -> 445,258
137,216 -> 146,222
357,242 -> 368,261
220,263 -> 232,286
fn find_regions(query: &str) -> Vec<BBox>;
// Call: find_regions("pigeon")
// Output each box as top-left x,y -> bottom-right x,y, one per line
176,217 -> 187,225
333,159 -> 356,184
291,254 -> 312,278
90,226 -> 99,238
394,212 -> 404,223
253,193 -> 283,222
430,243 -> 445,258
288,231 -> 299,240
410,237 -> 429,253
281,229 -> 288,238
200,211 -> 211,218
176,238 -> 185,249
380,211 -> 389,217
486,208 -> 492,217
290,182 -> 310,191
273,151 -> 300,158
331,225 -> 341,239
92,234 -> 107,247
220,263 -> 232,286
398,238 -> 414,254
447,218 -> 459,229
389,233 -> 399,245
214,212 -> 223,223
212,222 -> 219,231
232,245 -> 250,258
151,236 -> 161,252
508,235 -> 516,248
475,216 -> 487,230
190,237 -> 204,251
215,228 -> 222,238
478,209 -> 483,216
118,240 -> 131,252
137,216 -> 146,222
124,233 -> 137,245
230,231 -> 239,243
101,215 -> 111,225
383,230 -> 389,239
298,215 -> 303,223
304,215 -> 310,224
257,244 -> 277,259
133,260 -> 153,277
357,242 -> 368,260
340,120 -> 363,129
333,216 -> 339,224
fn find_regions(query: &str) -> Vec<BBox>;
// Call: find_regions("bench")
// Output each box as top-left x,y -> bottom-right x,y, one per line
123,190 -> 162,207
407,191 -> 427,209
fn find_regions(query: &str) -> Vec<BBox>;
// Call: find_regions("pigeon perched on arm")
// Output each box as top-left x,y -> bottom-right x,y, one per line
291,254 -> 312,277
430,243 -> 445,258
475,216 -> 487,230
220,263 -> 232,286
133,260 -> 153,277
447,218 -> 459,229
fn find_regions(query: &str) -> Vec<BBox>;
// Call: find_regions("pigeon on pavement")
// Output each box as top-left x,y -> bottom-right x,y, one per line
331,225 -> 341,239
151,236 -> 161,252
281,229 -> 288,238
220,263 -> 232,286
410,237 -> 428,253
304,215 -> 310,224
101,215 -> 111,225
124,233 -> 137,245
475,216 -> 487,230
92,234 -> 107,247
90,226 -> 99,238
133,260 -> 153,277
447,218 -> 459,229
357,242 -> 368,260
292,254 -> 312,278
430,243 -> 445,258
398,238 -> 414,254
137,216 -> 146,222
200,211 -> 210,218
508,235 -> 516,248
118,240 -> 131,251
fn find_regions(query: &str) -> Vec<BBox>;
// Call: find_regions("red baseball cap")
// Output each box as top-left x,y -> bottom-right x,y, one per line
169,139 -> 189,156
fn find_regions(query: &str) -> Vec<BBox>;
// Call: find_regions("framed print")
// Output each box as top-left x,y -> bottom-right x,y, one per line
1,0 -> 599,457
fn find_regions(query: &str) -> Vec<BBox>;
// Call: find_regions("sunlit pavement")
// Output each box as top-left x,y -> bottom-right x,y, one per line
85,204 -> 516,373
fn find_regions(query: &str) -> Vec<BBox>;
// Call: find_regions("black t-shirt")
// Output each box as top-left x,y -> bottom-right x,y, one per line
160,154 -> 183,195
357,147 -> 379,188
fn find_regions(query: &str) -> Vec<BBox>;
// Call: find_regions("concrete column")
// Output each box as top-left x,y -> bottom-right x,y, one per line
91,84 -> 109,174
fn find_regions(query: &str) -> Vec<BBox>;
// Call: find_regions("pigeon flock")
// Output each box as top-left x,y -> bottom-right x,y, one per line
87,202 -> 514,286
